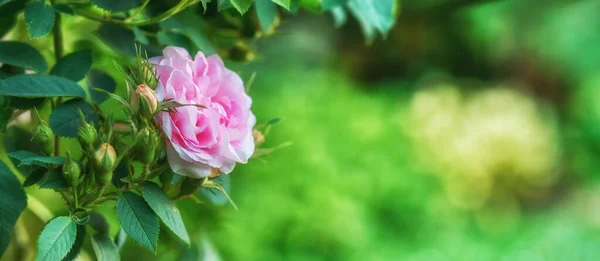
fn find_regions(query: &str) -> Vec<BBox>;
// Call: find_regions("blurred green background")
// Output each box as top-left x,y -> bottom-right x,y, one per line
5,0 -> 600,260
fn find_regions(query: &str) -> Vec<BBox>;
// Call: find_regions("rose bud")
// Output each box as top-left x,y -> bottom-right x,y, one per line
252,129 -> 265,146
95,143 -> 116,186
62,151 -> 81,187
32,121 -> 54,155
78,121 -> 97,149
131,84 -> 158,117
138,128 -> 159,164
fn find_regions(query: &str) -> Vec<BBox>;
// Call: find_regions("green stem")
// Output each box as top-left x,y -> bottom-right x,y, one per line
126,0 -> 151,22
51,0 -> 64,156
72,186 -> 79,208
73,0 -> 196,27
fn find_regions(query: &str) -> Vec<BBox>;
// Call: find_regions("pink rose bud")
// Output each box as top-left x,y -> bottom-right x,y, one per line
131,84 -> 158,117
149,47 -> 256,178
95,143 -> 116,185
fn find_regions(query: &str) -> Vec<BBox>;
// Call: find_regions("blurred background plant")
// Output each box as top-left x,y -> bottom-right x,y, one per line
3,0 -> 600,260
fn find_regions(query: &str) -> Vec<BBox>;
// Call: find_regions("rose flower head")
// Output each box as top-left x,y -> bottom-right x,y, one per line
149,47 -> 256,178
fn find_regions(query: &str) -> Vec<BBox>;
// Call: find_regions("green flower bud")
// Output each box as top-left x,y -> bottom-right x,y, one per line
95,143 -> 116,186
131,84 -> 158,117
78,122 -> 97,148
62,151 -> 81,187
179,177 -> 207,196
138,128 -> 159,164
32,121 -> 54,155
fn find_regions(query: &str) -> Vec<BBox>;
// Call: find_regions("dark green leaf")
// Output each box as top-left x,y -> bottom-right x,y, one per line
63,225 -> 86,261
23,167 -> 46,187
322,0 -> 347,10
88,70 -> 117,104
39,169 -> 69,189
156,31 -> 195,53
255,0 -> 277,33
90,0 -> 142,12
50,50 -> 93,82
8,150 -> 60,167
96,24 -> 136,56
20,156 -> 65,166
36,216 -> 77,261
53,4 -> 74,15
50,99 -> 99,138
88,212 -> 110,234
113,160 -> 129,188
230,0 -> 253,14
92,231 -> 120,261
8,97 -> 46,109
0,95 -> 11,131
0,74 -> 85,97
0,0 -> 26,37
141,182 -> 190,244
0,41 -> 47,72
116,192 -> 159,252
24,1 -> 55,38
160,10 -> 216,55
0,161 -> 27,257
270,0 -> 290,9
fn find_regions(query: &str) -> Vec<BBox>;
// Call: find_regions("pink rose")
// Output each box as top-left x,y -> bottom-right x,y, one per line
149,47 -> 256,178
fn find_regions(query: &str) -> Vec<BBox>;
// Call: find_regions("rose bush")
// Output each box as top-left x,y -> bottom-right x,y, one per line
150,47 -> 256,178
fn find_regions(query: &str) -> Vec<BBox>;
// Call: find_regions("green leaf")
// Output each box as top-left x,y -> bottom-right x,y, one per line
199,174 -> 231,206
96,24 -> 136,56
160,10 -> 216,55
116,192 -> 159,252
9,150 -> 65,167
8,97 -> 46,109
50,99 -> 99,138
347,0 -> 398,42
88,70 -> 117,104
255,0 -> 277,33
270,0 -> 289,9
141,182 -> 190,244
92,231 -> 121,261
39,169 -> 69,189
90,0 -> 142,12
36,216 -> 77,261
218,0 -> 234,11
230,0 -> 253,14
133,27 -> 149,45
0,74 -> 85,98
24,1 -> 55,39
0,1 -> 26,38
50,50 -> 93,82
88,212 -> 110,234
331,6 -> 347,28
0,41 -> 47,72
114,227 -> 126,250
20,156 -> 65,166
156,31 -> 195,54
322,0 -> 347,10
0,161 -> 27,257
63,225 -> 86,261
23,168 -> 46,187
